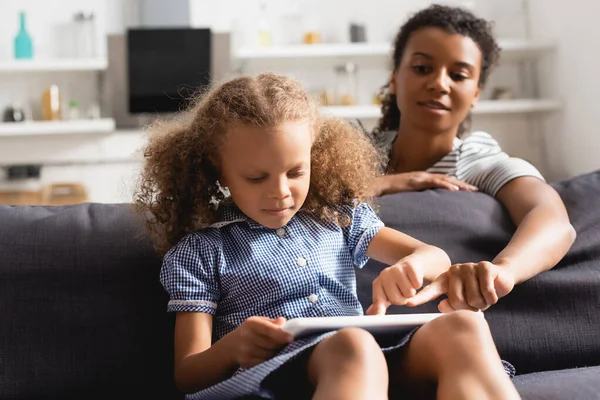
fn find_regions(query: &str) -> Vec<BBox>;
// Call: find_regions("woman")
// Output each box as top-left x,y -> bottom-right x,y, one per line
370,4 -> 576,314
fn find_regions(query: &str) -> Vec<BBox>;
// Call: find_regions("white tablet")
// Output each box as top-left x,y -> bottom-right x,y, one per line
281,313 -> 444,338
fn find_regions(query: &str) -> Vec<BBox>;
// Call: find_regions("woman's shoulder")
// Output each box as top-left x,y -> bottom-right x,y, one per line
459,131 -> 502,151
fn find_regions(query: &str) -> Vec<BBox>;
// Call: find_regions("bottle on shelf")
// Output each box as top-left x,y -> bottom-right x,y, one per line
42,85 -> 62,121
334,62 -> 358,106
73,11 -> 97,58
257,2 -> 272,46
14,11 -> 33,59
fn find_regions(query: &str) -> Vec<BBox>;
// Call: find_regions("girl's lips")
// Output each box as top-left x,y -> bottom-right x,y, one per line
264,208 -> 291,216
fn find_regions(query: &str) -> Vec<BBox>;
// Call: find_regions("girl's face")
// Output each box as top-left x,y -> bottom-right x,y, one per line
390,27 -> 482,135
219,120 -> 312,229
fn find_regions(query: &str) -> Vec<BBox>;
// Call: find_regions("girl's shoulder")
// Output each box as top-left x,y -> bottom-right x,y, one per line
164,228 -> 224,261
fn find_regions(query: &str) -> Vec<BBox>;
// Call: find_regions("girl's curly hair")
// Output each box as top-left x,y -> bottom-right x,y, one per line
374,4 -> 501,140
134,73 -> 384,254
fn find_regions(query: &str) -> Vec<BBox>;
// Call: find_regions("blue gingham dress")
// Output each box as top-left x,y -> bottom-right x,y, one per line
160,202 -> 412,399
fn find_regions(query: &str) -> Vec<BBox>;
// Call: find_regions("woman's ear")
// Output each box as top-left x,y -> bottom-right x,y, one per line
389,71 -> 398,95
471,87 -> 481,108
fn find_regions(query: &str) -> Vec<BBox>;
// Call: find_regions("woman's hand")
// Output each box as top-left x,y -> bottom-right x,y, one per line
407,261 -> 516,312
376,172 -> 478,195
366,255 -> 427,315
233,316 -> 293,369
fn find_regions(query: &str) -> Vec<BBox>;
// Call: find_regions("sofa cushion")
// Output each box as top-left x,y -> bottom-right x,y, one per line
358,170 -> 600,374
514,366 -> 600,400
0,204 -> 181,399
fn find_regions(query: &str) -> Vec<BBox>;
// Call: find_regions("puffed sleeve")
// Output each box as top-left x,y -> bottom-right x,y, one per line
344,202 -> 385,268
159,232 -> 222,314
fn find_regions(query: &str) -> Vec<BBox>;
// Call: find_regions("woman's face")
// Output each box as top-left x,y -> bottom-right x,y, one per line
391,27 -> 482,135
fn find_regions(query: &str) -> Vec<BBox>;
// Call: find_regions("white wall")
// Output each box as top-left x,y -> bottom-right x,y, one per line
2,0 -> 581,203
527,0 -> 600,179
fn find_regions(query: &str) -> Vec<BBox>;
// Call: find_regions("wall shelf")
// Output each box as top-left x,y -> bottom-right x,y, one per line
0,119 -> 116,137
235,39 -> 555,62
236,43 -> 392,60
321,99 -> 562,120
0,58 -> 108,73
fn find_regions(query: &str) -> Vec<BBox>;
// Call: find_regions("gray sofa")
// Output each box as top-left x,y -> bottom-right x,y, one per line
1,171 -> 599,400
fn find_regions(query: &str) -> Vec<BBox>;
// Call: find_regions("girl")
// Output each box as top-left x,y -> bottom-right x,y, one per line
370,4 -> 575,313
135,73 -> 520,399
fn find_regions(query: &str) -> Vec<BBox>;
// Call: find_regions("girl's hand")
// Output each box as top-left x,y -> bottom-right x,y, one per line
377,172 -> 478,195
233,316 -> 294,369
407,261 -> 516,312
366,256 -> 426,315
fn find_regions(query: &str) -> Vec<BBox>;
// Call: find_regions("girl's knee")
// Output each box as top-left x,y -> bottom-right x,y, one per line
414,311 -> 493,355
433,310 -> 490,338
320,328 -> 382,360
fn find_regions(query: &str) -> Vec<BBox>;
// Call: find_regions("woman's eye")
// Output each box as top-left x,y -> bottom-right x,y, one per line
451,73 -> 468,81
412,65 -> 430,74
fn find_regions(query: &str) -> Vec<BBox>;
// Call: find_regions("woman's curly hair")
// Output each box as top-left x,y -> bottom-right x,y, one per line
374,4 -> 501,140
134,73 -> 384,254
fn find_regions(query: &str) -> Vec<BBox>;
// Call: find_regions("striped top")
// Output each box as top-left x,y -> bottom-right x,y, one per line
376,130 -> 545,197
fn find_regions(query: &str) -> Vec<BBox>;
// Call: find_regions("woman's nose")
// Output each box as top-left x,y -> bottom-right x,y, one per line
427,70 -> 451,94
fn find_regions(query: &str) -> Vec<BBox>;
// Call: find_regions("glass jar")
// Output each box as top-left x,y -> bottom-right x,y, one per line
334,62 -> 358,106
73,11 -> 96,58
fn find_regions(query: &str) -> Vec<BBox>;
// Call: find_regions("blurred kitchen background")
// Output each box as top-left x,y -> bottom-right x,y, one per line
0,0 -> 597,204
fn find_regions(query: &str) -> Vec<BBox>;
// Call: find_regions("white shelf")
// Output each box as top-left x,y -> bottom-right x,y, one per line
497,39 -> 556,62
0,58 -> 108,72
236,43 -> 392,60
0,119 -> 116,137
235,39 -> 555,62
472,99 -> 562,114
321,99 -> 562,119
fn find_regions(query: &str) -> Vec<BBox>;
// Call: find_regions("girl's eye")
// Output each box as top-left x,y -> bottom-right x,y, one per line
287,170 -> 304,179
246,177 -> 265,183
412,65 -> 430,74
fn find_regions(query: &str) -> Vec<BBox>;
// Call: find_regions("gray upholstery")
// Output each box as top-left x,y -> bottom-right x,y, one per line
513,366 -> 600,400
0,205 -> 180,399
1,171 -> 599,399
359,170 -> 600,375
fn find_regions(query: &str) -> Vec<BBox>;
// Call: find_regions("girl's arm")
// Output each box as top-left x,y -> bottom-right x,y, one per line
173,312 -> 293,393
365,227 -> 451,315
366,227 -> 450,282
173,312 -> 238,393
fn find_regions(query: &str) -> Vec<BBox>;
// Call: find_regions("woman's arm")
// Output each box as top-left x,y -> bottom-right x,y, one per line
374,172 -> 478,196
173,312 -> 238,393
493,176 -> 576,283
407,176 -> 576,312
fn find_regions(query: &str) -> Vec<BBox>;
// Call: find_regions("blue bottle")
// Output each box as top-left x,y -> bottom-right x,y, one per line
14,12 -> 33,59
